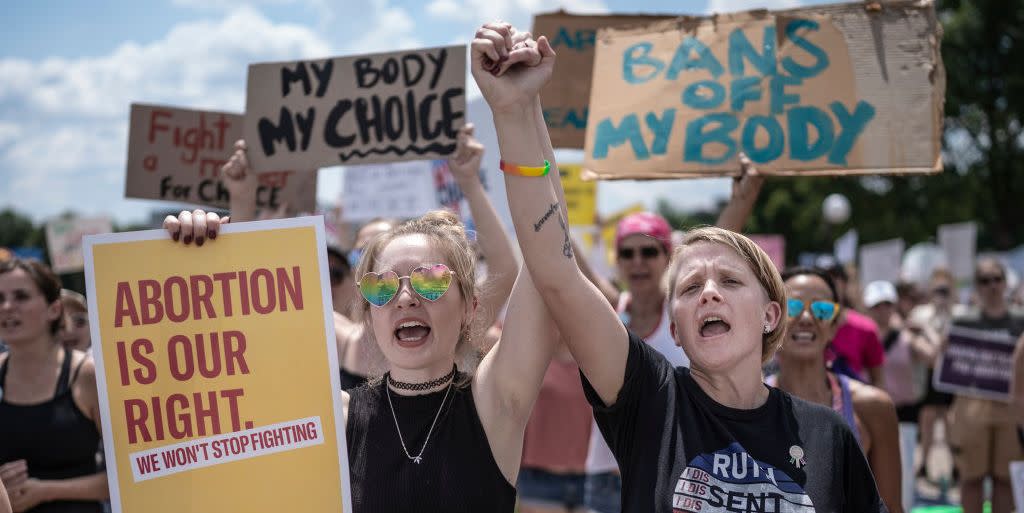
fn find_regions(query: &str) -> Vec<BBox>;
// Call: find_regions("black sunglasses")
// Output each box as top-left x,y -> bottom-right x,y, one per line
618,246 -> 662,260
976,274 -> 1004,286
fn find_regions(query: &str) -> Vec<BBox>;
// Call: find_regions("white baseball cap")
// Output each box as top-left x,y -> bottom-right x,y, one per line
863,280 -> 898,309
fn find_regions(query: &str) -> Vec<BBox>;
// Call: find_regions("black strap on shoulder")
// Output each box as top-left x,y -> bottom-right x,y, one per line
54,347 -> 73,397
70,352 -> 89,387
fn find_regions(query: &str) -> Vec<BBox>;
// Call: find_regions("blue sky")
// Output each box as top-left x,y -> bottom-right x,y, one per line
0,0 -> 826,225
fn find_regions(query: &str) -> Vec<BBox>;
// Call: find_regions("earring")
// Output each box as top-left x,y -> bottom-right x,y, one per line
763,322 -> 771,334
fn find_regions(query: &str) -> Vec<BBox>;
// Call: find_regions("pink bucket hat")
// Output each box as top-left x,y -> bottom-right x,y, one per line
616,212 -> 672,253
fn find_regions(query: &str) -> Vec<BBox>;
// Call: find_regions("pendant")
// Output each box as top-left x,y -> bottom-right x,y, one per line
413,456 -> 422,464
788,445 -> 807,469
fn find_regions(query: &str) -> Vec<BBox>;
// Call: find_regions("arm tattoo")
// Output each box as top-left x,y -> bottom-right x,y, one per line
557,214 -> 574,259
534,203 -> 559,232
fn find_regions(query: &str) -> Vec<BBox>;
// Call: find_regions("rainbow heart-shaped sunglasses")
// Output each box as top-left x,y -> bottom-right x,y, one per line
356,264 -> 454,307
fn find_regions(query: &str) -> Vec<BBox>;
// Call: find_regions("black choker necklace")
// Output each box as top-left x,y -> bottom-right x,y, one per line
387,364 -> 457,391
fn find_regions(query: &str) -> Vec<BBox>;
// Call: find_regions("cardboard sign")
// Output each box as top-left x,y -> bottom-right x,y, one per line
558,164 -> 598,226
245,46 -> 466,170
859,238 -> 905,285
83,217 -> 351,513
748,234 -> 785,270
583,1 -> 944,179
125,104 -> 317,212
938,221 -> 977,282
933,326 -> 1018,402
341,160 -> 439,222
533,11 -> 675,148
45,216 -> 113,273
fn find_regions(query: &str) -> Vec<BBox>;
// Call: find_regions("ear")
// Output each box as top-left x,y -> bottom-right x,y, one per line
763,300 -> 782,333
47,298 -> 63,327
670,321 -> 684,347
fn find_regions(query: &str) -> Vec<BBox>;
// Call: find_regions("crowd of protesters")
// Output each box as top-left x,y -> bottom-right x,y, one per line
2,20 -> 1024,513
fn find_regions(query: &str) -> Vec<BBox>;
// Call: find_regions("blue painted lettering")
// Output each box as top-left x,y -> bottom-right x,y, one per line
788,106 -> 834,161
684,113 -> 738,164
666,37 -> 724,80
682,80 -> 726,110
828,101 -> 875,164
781,19 -> 829,79
728,27 -> 777,77
623,43 -> 664,84
592,114 -> 649,160
645,109 -> 677,155
741,115 -> 784,163
730,76 -> 762,112
770,74 -> 802,115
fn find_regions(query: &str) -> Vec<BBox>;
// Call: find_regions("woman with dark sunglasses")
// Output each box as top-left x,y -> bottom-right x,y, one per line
770,267 -> 903,513
473,22 -> 886,513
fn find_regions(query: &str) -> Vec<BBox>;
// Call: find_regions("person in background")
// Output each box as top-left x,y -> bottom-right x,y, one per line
907,268 -> 959,483
865,280 -> 934,425
818,258 -> 886,387
517,342 -> 592,513
58,290 -> 90,353
947,258 -> 1024,513
0,259 -> 108,513
895,281 -> 923,321
1013,334 -> 1024,449
772,268 -> 903,513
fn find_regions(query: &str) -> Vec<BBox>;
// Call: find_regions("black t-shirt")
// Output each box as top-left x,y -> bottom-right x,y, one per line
582,332 -> 887,513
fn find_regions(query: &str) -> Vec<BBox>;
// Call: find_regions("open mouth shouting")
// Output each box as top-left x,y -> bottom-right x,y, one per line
394,318 -> 432,348
0,317 -> 22,331
699,314 -> 732,339
789,330 -> 817,345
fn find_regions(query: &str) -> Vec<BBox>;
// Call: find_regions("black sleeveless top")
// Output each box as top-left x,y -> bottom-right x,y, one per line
0,349 -> 102,513
339,367 -> 369,391
346,375 -> 516,513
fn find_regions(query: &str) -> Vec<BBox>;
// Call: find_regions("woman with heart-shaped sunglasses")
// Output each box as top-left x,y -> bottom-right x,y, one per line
768,267 -> 903,513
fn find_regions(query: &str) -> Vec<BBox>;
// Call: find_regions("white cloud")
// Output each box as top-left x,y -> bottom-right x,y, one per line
0,7 -> 334,223
425,0 -> 609,25
344,0 -> 424,54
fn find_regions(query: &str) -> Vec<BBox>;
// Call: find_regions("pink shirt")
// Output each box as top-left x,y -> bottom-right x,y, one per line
830,310 -> 885,378
521,357 -> 593,472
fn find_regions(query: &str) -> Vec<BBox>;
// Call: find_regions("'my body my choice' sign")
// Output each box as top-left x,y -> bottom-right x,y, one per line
245,46 -> 466,171
583,2 -> 944,179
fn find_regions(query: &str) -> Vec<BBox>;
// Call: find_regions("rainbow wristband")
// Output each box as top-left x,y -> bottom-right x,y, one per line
500,159 -> 550,177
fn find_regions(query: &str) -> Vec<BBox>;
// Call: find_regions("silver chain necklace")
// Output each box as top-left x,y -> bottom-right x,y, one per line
385,378 -> 453,464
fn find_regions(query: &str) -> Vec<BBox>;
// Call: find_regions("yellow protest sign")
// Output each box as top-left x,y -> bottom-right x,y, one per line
83,217 -> 350,513
558,164 -> 597,226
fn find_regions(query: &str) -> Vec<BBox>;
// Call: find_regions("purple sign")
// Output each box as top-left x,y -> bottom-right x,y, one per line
933,326 -> 1018,402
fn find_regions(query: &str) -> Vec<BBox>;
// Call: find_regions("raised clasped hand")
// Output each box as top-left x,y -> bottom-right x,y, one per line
470,22 -> 555,114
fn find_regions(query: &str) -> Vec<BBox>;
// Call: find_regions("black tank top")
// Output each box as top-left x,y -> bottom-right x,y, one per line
339,367 -> 369,391
346,374 -> 516,513
0,349 -> 102,513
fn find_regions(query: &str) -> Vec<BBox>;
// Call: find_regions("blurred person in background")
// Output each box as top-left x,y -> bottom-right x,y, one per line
58,290 -> 90,353
947,258 -> 1023,513
0,259 -> 108,512
818,259 -> 886,387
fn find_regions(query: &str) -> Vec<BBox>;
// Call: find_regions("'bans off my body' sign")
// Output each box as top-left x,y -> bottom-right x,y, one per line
245,45 -> 466,171
583,1 -> 944,179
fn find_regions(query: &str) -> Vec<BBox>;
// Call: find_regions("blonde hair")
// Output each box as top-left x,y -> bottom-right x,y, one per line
664,227 -> 787,364
353,210 -> 479,378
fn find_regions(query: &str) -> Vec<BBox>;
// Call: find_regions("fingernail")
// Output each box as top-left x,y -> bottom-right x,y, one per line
196,237 -> 205,247
208,230 -> 217,240
173,232 -> 180,242
183,235 -> 192,245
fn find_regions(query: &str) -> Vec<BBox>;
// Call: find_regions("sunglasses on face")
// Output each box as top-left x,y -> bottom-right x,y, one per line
356,264 -> 454,307
976,274 -> 1004,286
931,287 -> 950,297
786,298 -> 840,322
618,246 -> 662,261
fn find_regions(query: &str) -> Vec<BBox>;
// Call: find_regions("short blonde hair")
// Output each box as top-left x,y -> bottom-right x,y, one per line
664,227 -> 787,364
354,210 -> 479,376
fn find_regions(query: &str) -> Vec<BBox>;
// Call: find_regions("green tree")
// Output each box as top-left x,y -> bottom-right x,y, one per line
0,208 -> 45,249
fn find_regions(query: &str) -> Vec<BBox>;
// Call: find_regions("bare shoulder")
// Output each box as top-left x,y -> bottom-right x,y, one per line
848,379 -> 897,419
71,350 -> 97,384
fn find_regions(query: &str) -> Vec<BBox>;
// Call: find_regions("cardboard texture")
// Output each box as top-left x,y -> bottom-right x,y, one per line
532,11 -> 676,148
582,0 -> 945,179
125,104 -> 317,212
245,45 -> 466,170
46,216 -> 113,273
